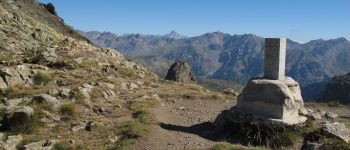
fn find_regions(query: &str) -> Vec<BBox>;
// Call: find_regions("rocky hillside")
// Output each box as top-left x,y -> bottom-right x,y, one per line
0,1 -> 232,149
82,31 -> 350,100
320,72 -> 350,104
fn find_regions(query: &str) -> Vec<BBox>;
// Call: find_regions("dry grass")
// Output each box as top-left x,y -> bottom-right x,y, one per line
33,71 -> 54,85
59,102 -> 77,120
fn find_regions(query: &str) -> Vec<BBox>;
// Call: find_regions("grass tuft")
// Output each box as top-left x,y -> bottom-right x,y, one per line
33,71 -> 54,85
59,102 -> 77,120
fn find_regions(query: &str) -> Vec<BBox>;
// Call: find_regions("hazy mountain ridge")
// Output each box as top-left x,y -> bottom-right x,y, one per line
82,31 -> 350,100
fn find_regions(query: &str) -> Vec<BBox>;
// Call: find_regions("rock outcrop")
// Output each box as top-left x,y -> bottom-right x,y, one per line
322,121 -> 350,143
320,72 -> 350,104
165,61 -> 196,83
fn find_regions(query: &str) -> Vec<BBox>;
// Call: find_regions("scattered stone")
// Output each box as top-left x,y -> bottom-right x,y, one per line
1,135 -> 23,150
128,82 -> 139,90
109,136 -> 120,143
325,112 -> 339,119
92,106 -> 106,115
24,139 -> 58,150
69,139 -> 75,144
48,89 -> 59,96
165,61 -> 196,83
307,111 -> 323,120
302,142 -> 322,150
59,88 -> 71,98
179,107 -> 186,111
223,88 -> 239,96
322,121 -> 350,143
102,89 -> 116,100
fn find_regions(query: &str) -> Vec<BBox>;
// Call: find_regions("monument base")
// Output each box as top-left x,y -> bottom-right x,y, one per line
215,77 -> 307,127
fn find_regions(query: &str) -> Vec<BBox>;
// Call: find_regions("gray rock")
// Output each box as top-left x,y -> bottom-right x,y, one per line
322,121 -> 350,143
1,135 -> 23,150
59,88 -> 71,98
307,111 -> 323,120
78,84 -> 94,106
325,112 -> 338,119
223,88 -> 239,96
24,139 -> 58,150
165,61 -> 196,83
33,94 -> 60,111
0,77 -> 7,89
14,106 -> 34,118
235,77 -> 307,125
102,89 -> 116,100
302,142 -> 322,150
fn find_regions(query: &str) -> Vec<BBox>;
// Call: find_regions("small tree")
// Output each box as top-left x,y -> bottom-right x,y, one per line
45,3 -> 57,16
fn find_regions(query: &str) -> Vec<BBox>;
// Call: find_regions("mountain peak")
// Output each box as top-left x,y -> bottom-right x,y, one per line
164,30 -> 187,39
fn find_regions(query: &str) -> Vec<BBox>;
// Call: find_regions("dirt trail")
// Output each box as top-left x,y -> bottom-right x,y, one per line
132,97 -> 235,150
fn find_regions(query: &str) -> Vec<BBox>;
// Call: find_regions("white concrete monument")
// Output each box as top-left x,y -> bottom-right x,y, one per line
215,38 -> 307,126
264,38 -> 286,80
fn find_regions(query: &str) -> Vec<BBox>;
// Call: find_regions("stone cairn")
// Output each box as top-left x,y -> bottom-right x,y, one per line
215,38 -> 307,128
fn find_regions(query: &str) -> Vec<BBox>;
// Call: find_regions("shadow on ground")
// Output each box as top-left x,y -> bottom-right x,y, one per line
159,122 -> 227,141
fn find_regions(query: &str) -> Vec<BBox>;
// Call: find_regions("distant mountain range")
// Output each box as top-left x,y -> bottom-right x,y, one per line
81,31 -> 350,100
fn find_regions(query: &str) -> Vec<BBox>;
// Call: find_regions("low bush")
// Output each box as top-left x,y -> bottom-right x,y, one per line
132,110 -> 151,125
3,111 -> 44,134
59,102 -> 77,120
33,72 -> 54,85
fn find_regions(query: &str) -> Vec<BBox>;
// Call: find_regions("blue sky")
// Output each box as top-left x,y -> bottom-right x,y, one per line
39,0 -> 349,43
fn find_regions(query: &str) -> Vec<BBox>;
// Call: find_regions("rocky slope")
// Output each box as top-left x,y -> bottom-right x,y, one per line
0,1 -> 231,149
320,72 -> 350,104
82,31 -> 350,100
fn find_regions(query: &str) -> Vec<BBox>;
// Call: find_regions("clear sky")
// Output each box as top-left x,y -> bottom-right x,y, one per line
39,0 -> 349,43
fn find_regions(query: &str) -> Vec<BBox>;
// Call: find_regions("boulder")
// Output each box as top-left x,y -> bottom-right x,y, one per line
320,73 -> 350,104
0,64 -> 49,88
233,77 -> 307,125
322,121 -> 350,143
76,83 -> 94,106
13,106 -> 34,118
165,61 -> 196,83
33,94 -> 60,111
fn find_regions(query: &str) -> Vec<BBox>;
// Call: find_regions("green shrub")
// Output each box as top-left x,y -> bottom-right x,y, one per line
321,137 -> 350,149
5,111 -> 44,134
33,72 -> 54,85
132,110 -> 151,125
0,53 -> 13,62
59,102 -> 77,120
116,120 -> 147,139
210,142 -> 269,150
44,3 -> 57,16
108,138 -> 133,150
52,141 -> 84,150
